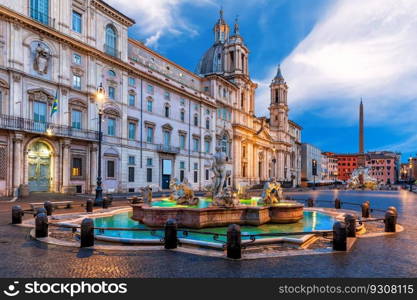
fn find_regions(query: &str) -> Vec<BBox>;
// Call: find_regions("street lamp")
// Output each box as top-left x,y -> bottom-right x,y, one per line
94,83 -> 106,206
408,157 -> 414,192
312,159 -> 318,190
272,147 -> 276,180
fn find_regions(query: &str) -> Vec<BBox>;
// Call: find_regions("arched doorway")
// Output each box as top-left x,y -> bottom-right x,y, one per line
27,141 -> 52,192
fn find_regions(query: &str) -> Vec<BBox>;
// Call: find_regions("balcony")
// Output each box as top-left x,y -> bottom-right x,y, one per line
156,144 -> 180,154
104,44 -> 121,59
0,114 -> 98,141
30,8 -> 55,28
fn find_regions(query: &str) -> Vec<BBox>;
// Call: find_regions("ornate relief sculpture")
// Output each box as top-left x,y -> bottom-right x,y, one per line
169,178 -> 199,205
33,43 -> 51,75
259,178 -> 284,205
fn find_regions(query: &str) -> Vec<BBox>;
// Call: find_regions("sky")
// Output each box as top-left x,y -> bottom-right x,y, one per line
105,0 -> 417,162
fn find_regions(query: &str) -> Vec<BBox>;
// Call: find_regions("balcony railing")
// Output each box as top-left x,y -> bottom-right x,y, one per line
30,8 -> 55,28
104,44 -> 121,59
0,114 -> 99,141
156,144 -> 180,154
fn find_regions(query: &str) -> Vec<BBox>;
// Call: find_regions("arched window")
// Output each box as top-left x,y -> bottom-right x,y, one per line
205,118 -> 210,130
180,109 -> 185,122
193,114 -> 198,127
105,25 -> 117,56
108,70 -> 116,77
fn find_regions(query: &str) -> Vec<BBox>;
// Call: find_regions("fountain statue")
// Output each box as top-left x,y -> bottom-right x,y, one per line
259,179 -> 284,205
236,184 -> 250,200
347,167 -> 378,190
139,186 -> 153,204
211,147 -> 239,207
169,178 -> 199,205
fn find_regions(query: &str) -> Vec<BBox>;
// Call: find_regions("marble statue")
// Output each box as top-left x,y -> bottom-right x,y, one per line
347,167 -> 378,190
139,185 -> 153,205
259,179 -> 284,205
211,146 -> 239,207
169,178 -> 199,205
33,43 -> 51,75
236,184 -> 249,200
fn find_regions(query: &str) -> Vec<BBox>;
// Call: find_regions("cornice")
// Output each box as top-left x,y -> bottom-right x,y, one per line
91,0 -> 135,27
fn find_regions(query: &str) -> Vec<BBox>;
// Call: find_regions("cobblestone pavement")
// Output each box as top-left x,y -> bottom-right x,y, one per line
0,190 -> 417,278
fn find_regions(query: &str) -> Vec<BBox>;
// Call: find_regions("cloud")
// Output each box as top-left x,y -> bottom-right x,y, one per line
104,0 -> 214,48
255,0 -> 417,129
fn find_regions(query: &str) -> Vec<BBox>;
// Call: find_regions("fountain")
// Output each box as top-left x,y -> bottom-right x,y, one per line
347,166 -> 378,190
131,149 -> 304,228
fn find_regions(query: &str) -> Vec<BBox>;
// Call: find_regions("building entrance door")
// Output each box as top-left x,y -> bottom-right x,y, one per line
161,159 -> 172,189
28,142 -> 51,192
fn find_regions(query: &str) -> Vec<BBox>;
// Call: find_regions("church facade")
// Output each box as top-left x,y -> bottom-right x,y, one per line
0,0 -> 301,197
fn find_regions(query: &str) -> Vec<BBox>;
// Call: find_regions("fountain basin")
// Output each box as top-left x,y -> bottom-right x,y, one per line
132,202 -> 304,229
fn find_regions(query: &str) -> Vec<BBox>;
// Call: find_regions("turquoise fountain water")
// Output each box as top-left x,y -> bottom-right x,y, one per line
93,209 -> 336,244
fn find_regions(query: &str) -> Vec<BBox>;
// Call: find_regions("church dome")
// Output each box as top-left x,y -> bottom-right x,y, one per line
196,42 -> 224,75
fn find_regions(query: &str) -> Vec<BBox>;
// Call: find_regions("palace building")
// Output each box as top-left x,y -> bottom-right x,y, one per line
0,0 -> 301,196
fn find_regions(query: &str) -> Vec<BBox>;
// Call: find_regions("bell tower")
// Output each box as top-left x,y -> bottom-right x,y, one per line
269,65 -> 288,130
213,8 -> 230,43
224,16 -> 249,77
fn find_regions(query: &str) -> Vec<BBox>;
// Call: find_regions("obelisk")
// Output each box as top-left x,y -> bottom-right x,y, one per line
358,99 -> 365,168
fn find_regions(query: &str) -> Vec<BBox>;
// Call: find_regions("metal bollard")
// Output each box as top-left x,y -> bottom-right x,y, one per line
86,199 -> 93,213
164,219 -> 178,249
35,207 -> 47,217
102,197 -> 109,209
385,209 -> 397,232
307,197 -> 314,207
333,221 -> 347,251
35,213 -> 48,238
334,198 -> 341,209
80,218 -> 95,247
361,201 -> 370,218
227,224 -> 242,259
44,201 -> 53,216
12,206 -> 24,224
344,214 -> 356,237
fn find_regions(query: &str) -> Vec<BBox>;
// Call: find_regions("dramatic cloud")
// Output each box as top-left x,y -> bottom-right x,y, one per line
105,0 -> 214,47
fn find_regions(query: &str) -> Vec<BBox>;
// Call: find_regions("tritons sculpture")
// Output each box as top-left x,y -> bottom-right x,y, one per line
347,167 -> 378,190
211,147 -> 239,207
139,186 -> 153,205
169,178 -> 199,205
259,179 -> 284,205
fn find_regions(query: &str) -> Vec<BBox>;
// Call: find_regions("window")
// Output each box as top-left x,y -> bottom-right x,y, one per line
194,114 -> 198,126
163,130 -> 171,147
72,75 -> 81,90
128,122 -> 136,140
0,90 -> 2,114
128,77 -> 135,86
180,110 -> 185,122
146,168 -> 152,182
205,118 -> 210,130
107,117 -> 116,136
164,105 -> 170,118
179,135 -> 186,150
108,70 -> 116,77
72,11 -> 82,33
108,86 -> 115,99
204,86 -> 209,93
205,140 -> 211,153
129,94 -> 135,106
205,169 -> 209,181
72,157 -> 82,177
107,160 -> 115,178
128,167 -> 135,182
180,98 -> 185,106
73,53 -> 81,64
33,101 -> 47,123
146,127 -> 154,143
193,137 -> 199,152
180,161 -> 185,169
128,156 -> 135,165
193,163 -> 198,183
164,91 -> 170,100
146,158 -> 153,166
147,84 -> 154,94
105,25 -> 117,56
147,100 -> 153,112
180,170 -> 185,183
30,0 -> 50,25
71,109 -> 82,129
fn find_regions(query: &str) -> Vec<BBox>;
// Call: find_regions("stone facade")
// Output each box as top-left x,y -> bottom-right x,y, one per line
0,1 -> 302,196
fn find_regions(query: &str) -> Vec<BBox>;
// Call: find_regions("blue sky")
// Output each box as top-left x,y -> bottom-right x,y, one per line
106,0 -> 417,162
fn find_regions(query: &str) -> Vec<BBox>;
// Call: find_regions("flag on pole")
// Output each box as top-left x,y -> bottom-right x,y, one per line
51,89 -> 59,117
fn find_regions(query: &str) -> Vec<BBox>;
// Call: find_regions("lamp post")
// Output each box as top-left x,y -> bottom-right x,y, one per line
312,159 -> 317,190
272,147 -> 276,180
94,83 -> 106,206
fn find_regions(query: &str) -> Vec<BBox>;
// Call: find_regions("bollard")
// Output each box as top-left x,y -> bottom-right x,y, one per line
227,224 -> 242,259
80,218 -> 95,247
385,209 -> 397,232
34,207 -> 47,217
387,206 -> 397,216
332,221 -> 347,251
102,197 -> 109,209
361,201 -> 370,218
44,201 -> 53,216
344,214 -> 356,237
35,213 -> 48,238
334,198 -> 341,209
307,197 -> 314,207
12,206 -> 24,224
86,199 -> 93,213
164,219 -> 178,249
